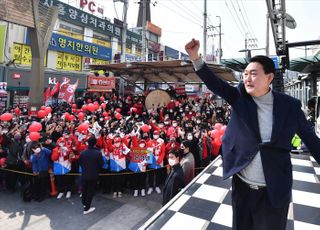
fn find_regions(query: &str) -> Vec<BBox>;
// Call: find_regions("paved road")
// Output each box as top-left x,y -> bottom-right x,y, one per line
0,188 -> 162,230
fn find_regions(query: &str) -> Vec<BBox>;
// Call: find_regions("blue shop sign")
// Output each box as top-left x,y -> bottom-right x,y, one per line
271,56 -> 279,69
165,46 -> 179,59
26,32 -> 112,60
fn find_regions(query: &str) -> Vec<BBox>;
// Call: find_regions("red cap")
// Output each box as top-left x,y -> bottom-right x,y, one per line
114,137 -> 121,143
139,139 -> 146,145
153,130 -> 160,135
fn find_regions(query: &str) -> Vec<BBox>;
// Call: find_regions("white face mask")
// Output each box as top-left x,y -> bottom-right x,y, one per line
34,148 -> 41,153
158,124 -> 164,128
59,143 -> 64,147
164,122 -> 169,125
114,142 -> 121,147
120,133 -> 125,138
168,158 -> 177,166
153,135 -> 159,140
139,144 -> 145,148
26,137 -> 31,143
172,123 -> 177,127
187,135 -> 193,140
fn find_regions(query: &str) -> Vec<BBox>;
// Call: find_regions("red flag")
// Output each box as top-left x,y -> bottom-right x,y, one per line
43,87 -> 51,103
51,81 -> 60,96
58,80 -> 79,103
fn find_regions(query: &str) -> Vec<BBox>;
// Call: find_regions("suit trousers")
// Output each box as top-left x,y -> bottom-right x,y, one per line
81,179 -> 97,211
232,174 -> 289,230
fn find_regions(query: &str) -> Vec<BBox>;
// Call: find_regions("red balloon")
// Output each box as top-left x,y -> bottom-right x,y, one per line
45,107 -> 52,115
87,103 -> 95,113
82,105 -> 87,111
93,101 -> 99,105
64,112 -> 70,121
104,116 -> 111,121
29,122 -> 42,132
0,157 -> 6,166
141,124 -> 150,133
94,104 -> 99,111
41,106 -> 46,110
103,111 -> 108,117
101,103 -> 106,109
69,115 -> 75,121
100,96 -> 105,101
0,113 -> 13,121
116,108 -> 121,113
72,104 -> 77,109
37,110 -> 46,118
78,112 -> 85,121
14,107 -> 21,116
29,132 -> 41,141
78,122 -> 89,132
115,112 -> 122,120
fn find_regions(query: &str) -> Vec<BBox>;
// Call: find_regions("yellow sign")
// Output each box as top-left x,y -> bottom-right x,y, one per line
118,44 -> 121,52
13,43 -> 22,64
12,43 -> 47,66
92,58 -> 110,65
92,38 -> 111,48
56,52 -> 82,71
126,48 -> 132,54
58,28 -> 83,40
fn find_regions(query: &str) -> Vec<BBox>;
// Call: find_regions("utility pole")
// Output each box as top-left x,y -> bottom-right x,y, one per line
203,0 -> 207,61
142,0 -> 147,61
217,16 -> 222,64
114,0 -> 128,63
266,13 -> 269,56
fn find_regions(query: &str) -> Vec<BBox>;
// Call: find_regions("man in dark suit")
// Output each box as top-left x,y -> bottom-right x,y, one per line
79,137 -> 104,215
163,149 -> 185,206
185,39 -> 320,230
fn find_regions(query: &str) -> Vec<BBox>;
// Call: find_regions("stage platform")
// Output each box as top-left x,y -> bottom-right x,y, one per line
140,153 -> 320,230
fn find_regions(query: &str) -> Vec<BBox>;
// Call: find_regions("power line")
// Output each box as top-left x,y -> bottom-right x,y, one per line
174,0 -> 203,23
228,0 -> 247,36
223,0 -> 244,37
239,0 -> 258,42
157,1 -> 202,27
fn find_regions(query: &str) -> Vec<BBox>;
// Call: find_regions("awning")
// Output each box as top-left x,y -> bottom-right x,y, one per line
289,55 -> 320,73
90,60 -> 238,83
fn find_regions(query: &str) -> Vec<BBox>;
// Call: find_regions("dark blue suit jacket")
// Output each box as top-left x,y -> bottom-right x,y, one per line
79,147 -> 104,181
197,64 -> 320,208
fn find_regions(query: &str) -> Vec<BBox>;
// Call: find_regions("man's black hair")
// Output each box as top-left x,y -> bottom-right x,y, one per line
249,55 -> 275,75
168,149 -> 183,159
87,136 -> 97,147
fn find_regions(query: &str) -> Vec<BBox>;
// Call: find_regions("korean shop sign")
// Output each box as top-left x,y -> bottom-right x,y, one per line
48,33 -> 112,60
40,0 -> 121,38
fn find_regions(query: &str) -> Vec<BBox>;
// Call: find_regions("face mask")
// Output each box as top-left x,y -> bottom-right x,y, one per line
169,109 -> 173,113
120,133 -> 125,138
99,118 -> 104,121
34,148 -> 41,153
195,104 -> 199,107
59,143 -> 64,147
139,144 -> 145,148
114,142 -> 121,147
179,109 -> 183,112
2,129 -> 8,134
187,135 -> 193,140
164,122 -> 169,125
153,135 -> 159,139
172,123 -> 177,127
26,137 -> 31,143
196,120 -> 201,124
168,158 -> 176,166
158,124 -> 164,128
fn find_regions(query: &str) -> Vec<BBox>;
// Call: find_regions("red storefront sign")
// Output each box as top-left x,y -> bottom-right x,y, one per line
13,73 -> 21,79
87,75 -> 115,92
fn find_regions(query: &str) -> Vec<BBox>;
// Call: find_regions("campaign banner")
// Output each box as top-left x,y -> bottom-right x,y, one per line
149,154 -> 161,169
102,154 -> 108,169
58,80 -> 79,103
128,147 -> 153,172
87,75 -> 115,92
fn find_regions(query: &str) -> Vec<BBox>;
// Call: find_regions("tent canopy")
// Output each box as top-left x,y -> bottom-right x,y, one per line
289,55 -> 320,73
90,60 -> 238,83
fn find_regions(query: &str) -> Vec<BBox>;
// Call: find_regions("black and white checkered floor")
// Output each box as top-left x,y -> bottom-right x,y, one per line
140,153 -> 320,230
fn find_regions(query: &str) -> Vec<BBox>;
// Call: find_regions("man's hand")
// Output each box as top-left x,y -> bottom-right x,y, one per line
185,39 -> 200,61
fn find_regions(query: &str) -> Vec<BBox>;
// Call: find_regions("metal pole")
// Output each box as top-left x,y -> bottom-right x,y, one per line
142,0 -> 147,61
266,14 -> 269,56
217,16 -> 221,64
121,0 -> 128,63
203,0 -> 207,60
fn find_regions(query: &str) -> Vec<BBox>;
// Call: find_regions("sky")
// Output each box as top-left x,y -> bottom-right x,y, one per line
64,0 -> 320,59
